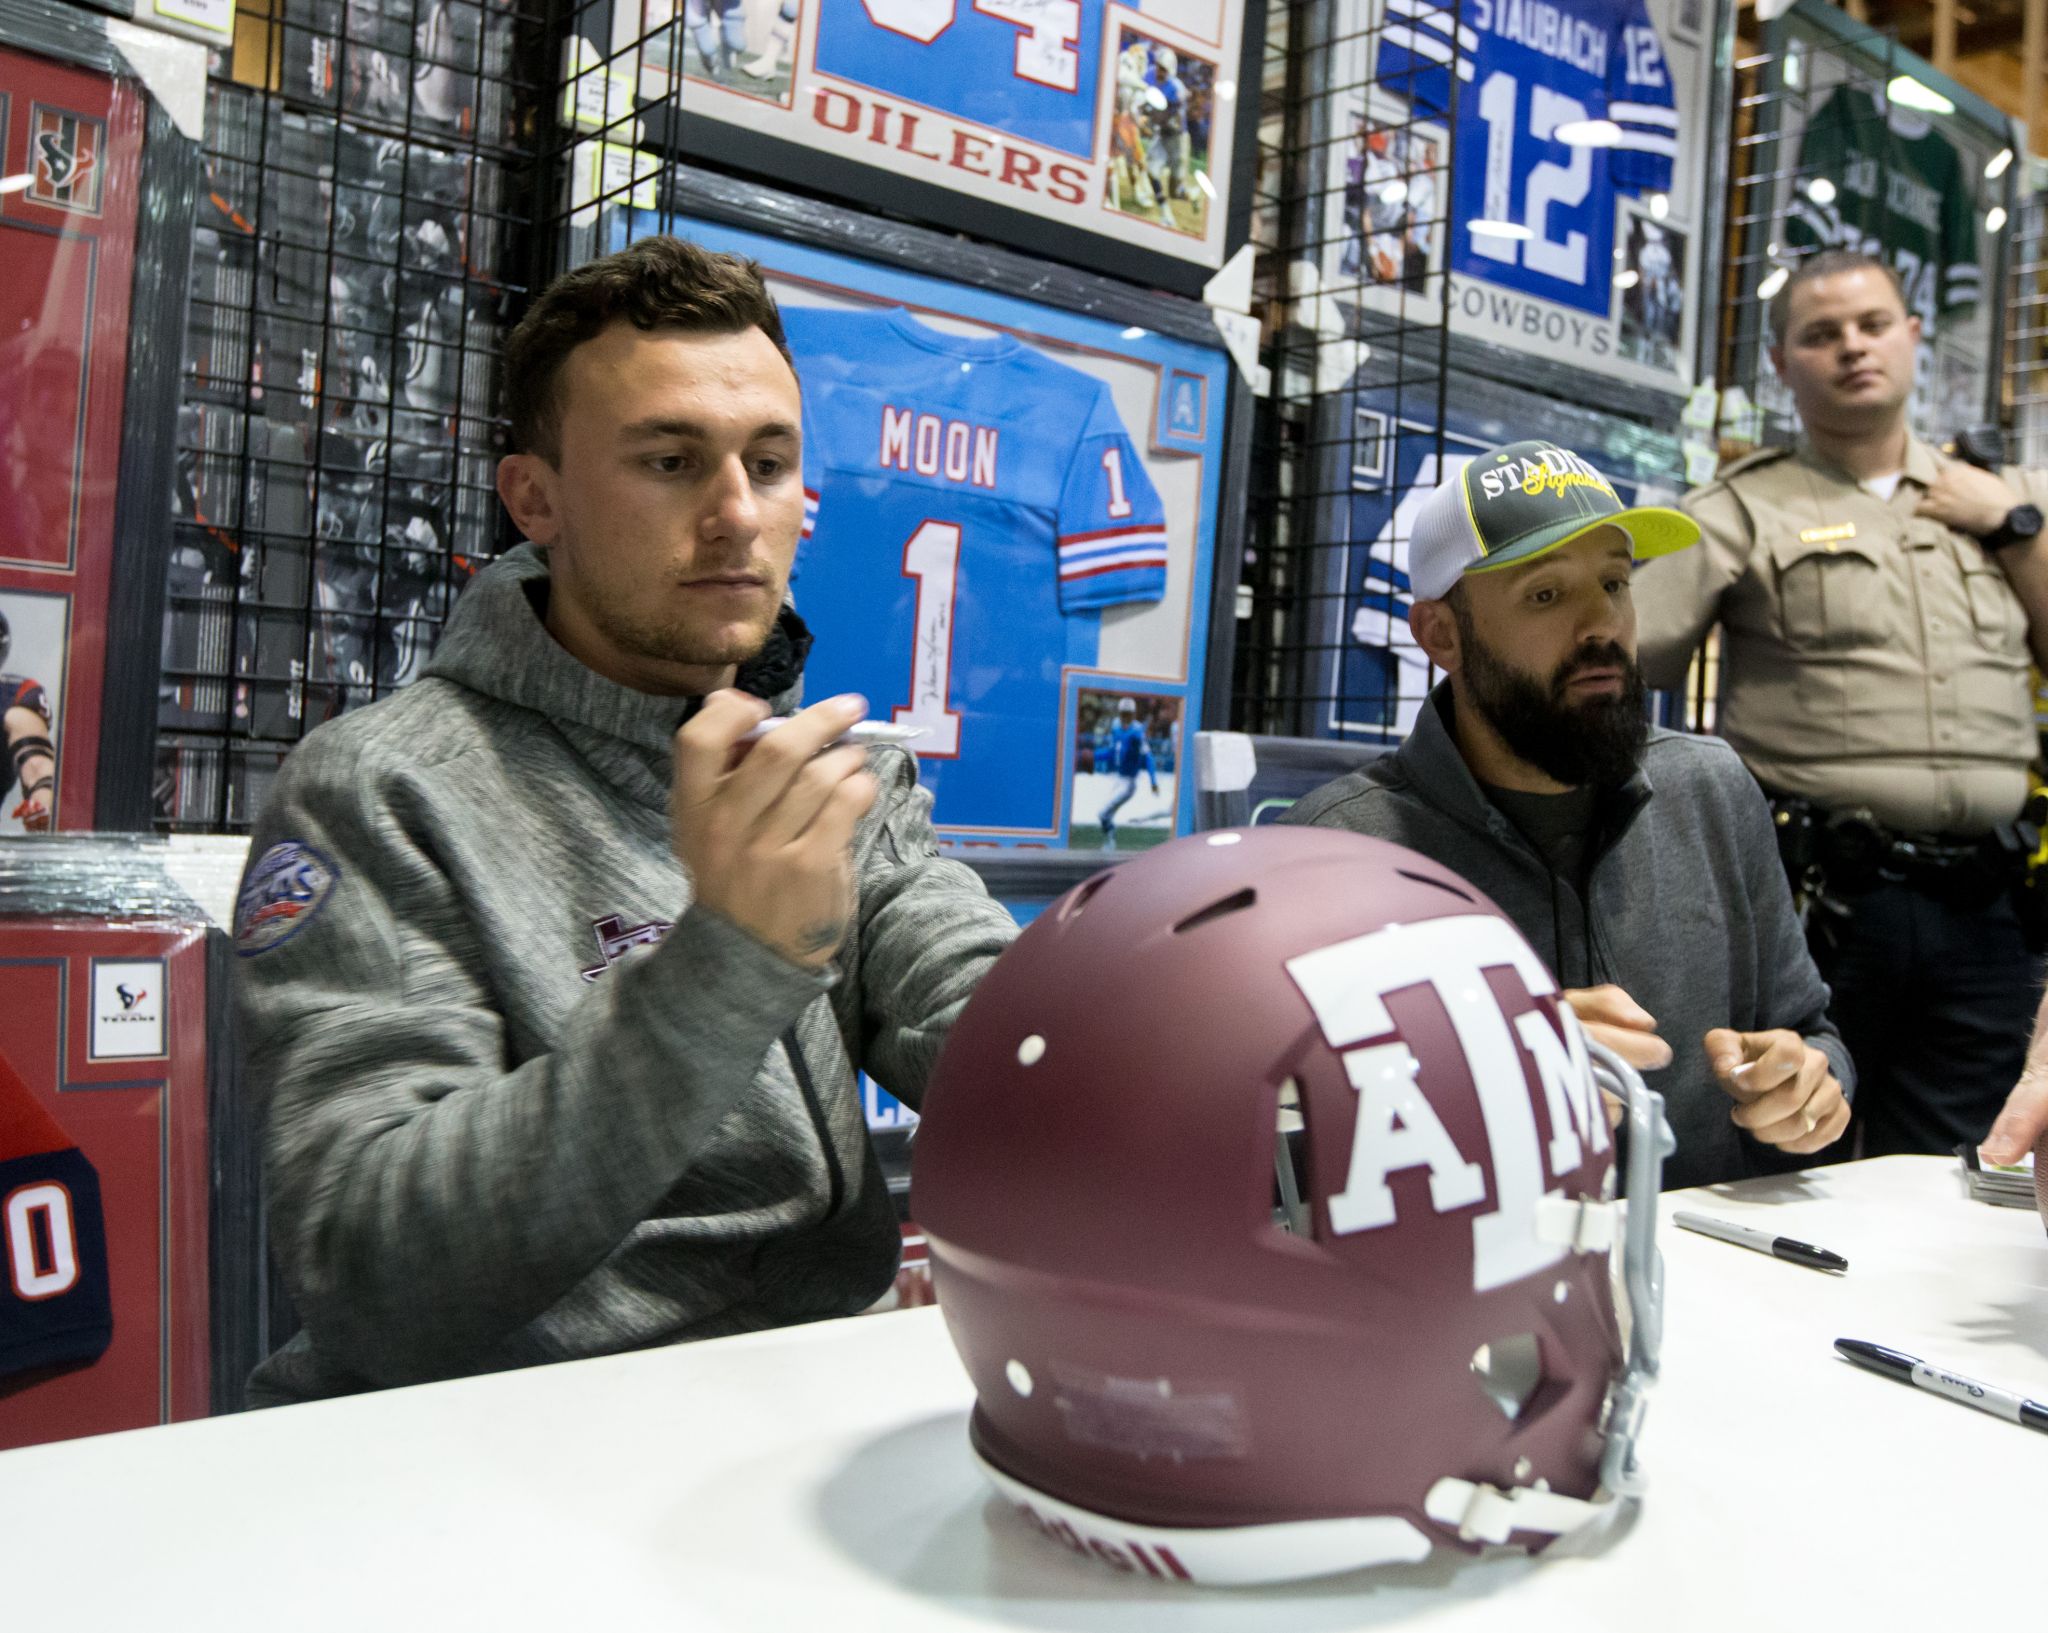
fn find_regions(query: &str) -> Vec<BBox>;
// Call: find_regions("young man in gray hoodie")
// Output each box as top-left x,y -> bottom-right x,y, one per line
230,237 -> 1020,1403
1287,441 -> 1854,1189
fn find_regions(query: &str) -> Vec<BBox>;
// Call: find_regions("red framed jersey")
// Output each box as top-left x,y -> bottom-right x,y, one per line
0,45 -> 145,833
0,919 -> 211,1450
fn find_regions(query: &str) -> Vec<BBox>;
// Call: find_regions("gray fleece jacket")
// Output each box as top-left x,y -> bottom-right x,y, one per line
233,545 -> 1018,1404
1283,685 -> 1854,1190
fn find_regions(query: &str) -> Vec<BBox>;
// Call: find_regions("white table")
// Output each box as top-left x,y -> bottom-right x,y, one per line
2,1156 -> 2042,1630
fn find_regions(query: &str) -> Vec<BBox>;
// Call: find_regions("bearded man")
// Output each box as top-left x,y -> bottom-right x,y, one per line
1286,439 -> 1853,1188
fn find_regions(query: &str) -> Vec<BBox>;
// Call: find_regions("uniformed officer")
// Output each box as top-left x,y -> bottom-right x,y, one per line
1634,249 -> 2048,1158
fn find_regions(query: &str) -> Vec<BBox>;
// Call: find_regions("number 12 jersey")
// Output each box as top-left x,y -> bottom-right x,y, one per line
784,305 -> 1169,835
1376,0 -> 1679,318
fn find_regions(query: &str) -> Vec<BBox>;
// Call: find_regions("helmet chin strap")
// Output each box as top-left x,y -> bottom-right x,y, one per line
1431,1040 -> 1673,1549
1593,1038 -> 1672,1498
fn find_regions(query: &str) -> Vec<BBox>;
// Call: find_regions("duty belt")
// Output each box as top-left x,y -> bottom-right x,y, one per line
1768,794 -> 2035,907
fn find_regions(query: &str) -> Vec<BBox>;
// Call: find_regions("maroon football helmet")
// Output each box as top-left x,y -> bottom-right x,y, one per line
913,825 -> 1671,1585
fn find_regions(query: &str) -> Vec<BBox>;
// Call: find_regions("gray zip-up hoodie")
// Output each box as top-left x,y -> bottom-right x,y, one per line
1283,685 -> 1854,1190
233,545 -> 1018,1403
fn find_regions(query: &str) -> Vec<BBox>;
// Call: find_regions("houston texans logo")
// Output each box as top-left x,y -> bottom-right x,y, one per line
115,984 -> 146,1011
36,128 -> 82,189
28,107 -> 105,214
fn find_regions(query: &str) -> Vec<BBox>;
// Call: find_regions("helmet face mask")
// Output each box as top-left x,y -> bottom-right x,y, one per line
913,827 -> 1672,1586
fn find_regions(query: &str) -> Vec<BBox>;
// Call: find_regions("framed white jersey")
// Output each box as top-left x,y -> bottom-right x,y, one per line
566,0 -> 1258,298
615,211 -> 1231,845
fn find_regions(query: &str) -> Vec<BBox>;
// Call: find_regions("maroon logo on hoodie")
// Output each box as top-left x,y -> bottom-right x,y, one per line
580,914 -> 673,981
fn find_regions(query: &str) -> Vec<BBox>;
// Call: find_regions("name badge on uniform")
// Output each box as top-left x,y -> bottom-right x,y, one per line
1798,522 -> 1858,545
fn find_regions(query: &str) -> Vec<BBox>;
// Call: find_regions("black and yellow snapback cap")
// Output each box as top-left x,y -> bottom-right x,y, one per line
1408,439 -> 1698,600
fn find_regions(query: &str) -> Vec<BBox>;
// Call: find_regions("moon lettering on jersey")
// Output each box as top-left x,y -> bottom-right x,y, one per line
880,405 -> 1000,489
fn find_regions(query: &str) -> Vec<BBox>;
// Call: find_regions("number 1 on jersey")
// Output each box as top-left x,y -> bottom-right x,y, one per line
1102,446 -> 1134,518
894,520 -> 964,757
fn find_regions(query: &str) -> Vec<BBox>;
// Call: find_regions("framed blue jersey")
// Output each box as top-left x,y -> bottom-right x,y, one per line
616,211 -> 1231,845
1379,0 -> 1675,320
562,0 -> 1258,298
811,0 -> 1111,160
783,305 -> 1170,831
1320,0 -> 1728,413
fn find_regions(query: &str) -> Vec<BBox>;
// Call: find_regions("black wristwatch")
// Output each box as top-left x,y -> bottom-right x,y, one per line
1981,503 -> 2045,553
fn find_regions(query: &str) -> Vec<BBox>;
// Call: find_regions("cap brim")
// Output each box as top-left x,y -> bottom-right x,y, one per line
1465,506 -> 1700,577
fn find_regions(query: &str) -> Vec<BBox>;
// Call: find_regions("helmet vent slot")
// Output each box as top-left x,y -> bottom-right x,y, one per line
1396,868 -> 1475,903
1470,1333 -> 1545,1420
1174,887 -> 1257,935
1057,872 -> 1115,923
1272,1078 -> 1312,1235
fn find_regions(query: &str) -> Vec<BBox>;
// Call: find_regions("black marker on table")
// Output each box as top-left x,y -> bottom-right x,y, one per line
1672,1210 -> 1848,1273
1834,1340 -> 2048,1435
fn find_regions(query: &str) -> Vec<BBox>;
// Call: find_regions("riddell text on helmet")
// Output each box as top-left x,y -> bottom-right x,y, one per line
1285,914 -> 1610,1293
1008,1498 -> 1195,1581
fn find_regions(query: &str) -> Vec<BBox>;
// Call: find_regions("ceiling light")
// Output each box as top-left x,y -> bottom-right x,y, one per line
1986,147 -> 2014,180
1887,75 -> 1954,115
1806,176 -> 1836,205
1469,219 -> 1531,241
0,173 -> 30,195
1757,265 -> 1790,300
1614,269 -> 1640,289
1649,192 -> 1670,220
1553,118 -> 1622,148
1986,206 -> 2008,233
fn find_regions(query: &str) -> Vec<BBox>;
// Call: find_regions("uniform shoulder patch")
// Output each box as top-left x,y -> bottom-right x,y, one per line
235,842 -> 339,956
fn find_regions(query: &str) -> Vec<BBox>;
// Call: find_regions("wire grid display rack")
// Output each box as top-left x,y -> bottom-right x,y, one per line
2010,157 -> 2048,469
156,0 -> 543,832
1229,0 -> 1460,739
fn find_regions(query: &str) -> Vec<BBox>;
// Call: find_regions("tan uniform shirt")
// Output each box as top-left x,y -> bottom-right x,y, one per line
1633,435 -> 2043,835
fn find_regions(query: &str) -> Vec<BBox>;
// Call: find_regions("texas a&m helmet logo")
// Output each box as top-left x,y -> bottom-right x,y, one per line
1286,912 -> 1609,1293
29,106 -> 106,216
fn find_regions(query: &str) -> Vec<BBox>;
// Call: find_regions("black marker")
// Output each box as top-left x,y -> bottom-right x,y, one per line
1835,1339 -> 2048,1435
1672,1210 -> 1848,1272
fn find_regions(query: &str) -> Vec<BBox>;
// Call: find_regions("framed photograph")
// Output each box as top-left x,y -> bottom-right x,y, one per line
569,0 -> 1261,298
0,588 -> 72,836
1066,683 -> 1182,851
1616,204 -> 1688,373
612,198 -> 1235,846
